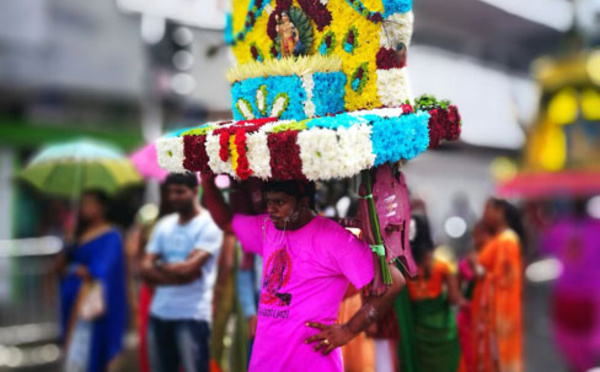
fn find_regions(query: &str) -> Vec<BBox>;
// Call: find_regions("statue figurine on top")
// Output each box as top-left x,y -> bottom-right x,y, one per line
275,11 -> 300,58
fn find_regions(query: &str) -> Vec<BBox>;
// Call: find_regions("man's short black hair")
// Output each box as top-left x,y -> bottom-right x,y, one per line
164,172 -> 198,190
263,180 -> 316,209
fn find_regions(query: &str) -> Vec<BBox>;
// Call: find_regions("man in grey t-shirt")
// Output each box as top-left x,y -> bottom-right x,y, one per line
141,173 -> 223,372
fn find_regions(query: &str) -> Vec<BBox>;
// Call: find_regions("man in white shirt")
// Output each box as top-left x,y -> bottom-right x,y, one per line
141,173 -> 223,372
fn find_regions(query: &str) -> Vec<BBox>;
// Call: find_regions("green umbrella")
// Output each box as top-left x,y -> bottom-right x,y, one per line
20,139 -> 142,198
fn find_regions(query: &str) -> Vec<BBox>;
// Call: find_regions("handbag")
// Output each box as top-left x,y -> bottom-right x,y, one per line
80,281 -> 105,321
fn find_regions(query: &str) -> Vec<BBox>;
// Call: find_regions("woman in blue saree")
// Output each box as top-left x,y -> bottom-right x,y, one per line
59,190 -> 128,372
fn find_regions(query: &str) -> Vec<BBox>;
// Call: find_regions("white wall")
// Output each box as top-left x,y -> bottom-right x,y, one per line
409,45 -> 538,150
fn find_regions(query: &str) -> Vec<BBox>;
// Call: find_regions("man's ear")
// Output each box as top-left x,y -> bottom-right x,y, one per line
299,196 -> 310,209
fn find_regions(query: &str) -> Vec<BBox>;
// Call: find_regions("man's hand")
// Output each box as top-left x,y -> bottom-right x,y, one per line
305,322 -> 356,355
304,260 -> 405,356
141,253 -> 200,285
160,249 -> 210,282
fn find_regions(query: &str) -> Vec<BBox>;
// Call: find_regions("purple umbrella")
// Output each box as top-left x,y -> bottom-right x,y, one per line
130,143 -> 169,181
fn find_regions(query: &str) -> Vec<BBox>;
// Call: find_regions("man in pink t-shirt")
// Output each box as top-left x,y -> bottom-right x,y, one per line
202,177 -> 404,372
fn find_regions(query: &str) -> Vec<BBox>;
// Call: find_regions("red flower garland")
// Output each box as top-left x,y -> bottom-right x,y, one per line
427,105 -> 462,148
376,48 -> 406,70
368,12 -> 383,23
267,130 -> 305,181
445,105 -> 462,141
267,0 -> 293,40
214,117 -> 277,136
401,104 -> 414,114
298,0 -> 332,31
183,135 -> 213,175
219,131 -> 230,162
427,108 -> 446,149
215,118 -> 278,164
234,129 -> 253,180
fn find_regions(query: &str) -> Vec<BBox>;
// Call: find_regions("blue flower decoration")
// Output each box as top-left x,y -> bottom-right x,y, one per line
371,111 -> 430,165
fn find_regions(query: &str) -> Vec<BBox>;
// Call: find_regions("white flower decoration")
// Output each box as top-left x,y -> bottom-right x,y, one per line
297,124 -> 376,180
256,85 -> 268,116
379,11 -> 414,49
301,74 -> 316,118
156,137 -> 186,172
298,128 -> 341,180
270,93 -> 290,118
246,131 -> 272,180
337,124 -> 376,178
376,68 -> 412,107
236,99 -> 255,120
265,4 -> 274,15
205,133 -> 235,177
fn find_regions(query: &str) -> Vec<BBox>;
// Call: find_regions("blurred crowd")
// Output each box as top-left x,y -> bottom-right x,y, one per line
47,170 -> 600,372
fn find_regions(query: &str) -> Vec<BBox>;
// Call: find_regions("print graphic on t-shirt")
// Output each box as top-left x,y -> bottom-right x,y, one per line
261,247 -> 293,307
167,232 -> 190,261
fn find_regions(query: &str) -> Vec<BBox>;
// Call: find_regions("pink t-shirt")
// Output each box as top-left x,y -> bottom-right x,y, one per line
233,214 -> 375,372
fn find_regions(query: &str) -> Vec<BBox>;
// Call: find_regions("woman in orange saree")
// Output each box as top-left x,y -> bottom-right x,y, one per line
471,199 -> 525,372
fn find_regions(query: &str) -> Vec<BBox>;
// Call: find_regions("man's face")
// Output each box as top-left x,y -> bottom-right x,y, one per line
281,13 -> 289,22
166,183 -> 196,214
265,191 -> 299,230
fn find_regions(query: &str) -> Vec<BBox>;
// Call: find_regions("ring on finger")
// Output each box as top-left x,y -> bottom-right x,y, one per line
323,339 -> 330,346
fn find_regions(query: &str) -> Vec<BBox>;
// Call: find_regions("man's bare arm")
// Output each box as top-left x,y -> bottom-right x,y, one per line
140,253 -> 195,285
201,176 -> 234,234
160,249 -> 212,282
305,261 -> 405,355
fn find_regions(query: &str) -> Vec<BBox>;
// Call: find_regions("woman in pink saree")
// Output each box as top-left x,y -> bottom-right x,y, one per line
541,204 -> 600,372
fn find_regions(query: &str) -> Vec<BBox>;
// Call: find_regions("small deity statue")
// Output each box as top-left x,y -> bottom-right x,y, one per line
275,11 -> 300,58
